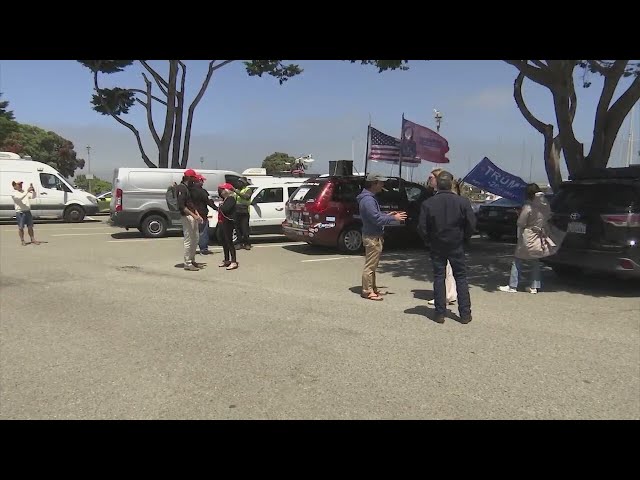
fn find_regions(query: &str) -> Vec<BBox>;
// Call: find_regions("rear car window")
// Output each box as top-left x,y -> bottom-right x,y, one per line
552,183 -> 640,212
290,182 -> 325,202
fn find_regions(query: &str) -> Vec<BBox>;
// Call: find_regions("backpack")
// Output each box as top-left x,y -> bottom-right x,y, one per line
166,182 -> 187,212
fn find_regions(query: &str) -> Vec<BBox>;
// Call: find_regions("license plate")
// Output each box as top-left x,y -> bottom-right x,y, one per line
489,211 -> 498,217
567,221 -> 586,234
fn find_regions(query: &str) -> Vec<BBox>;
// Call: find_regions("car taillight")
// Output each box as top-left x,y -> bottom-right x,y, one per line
619,259 -> 635,270
601,213 -> 640,227
115,188 -> 123,212
308,183 -> 334,214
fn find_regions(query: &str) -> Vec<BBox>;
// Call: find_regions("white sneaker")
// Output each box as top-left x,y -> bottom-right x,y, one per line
498,286 -> 517,293
528,288 -> 538,294
428,299 -> 456,305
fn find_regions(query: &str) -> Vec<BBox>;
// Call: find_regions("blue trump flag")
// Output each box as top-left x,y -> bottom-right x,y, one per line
462,157 -> 528,203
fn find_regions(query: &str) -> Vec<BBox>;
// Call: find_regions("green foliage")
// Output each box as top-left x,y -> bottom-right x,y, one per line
0,123 -> 85,177
262,152 -> 296,174
350,60 -> 410,72
74,174 -> 112,195
91,87 -> 137,116
0,92 -> 15,121
77,60 -> 135,74
244,61 -> 303,84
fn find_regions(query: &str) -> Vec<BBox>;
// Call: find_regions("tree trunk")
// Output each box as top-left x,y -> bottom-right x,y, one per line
171,62 -> 186,169
158,61 -> 178,168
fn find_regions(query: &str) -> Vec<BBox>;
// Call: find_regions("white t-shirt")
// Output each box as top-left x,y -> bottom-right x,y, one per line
11,189 -> 34,212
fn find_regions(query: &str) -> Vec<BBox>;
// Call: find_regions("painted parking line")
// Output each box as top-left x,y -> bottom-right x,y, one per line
301,256 -> 361,263
51,233 -> 115,237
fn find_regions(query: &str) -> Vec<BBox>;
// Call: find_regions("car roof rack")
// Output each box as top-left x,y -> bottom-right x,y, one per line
568,165 -> 640,181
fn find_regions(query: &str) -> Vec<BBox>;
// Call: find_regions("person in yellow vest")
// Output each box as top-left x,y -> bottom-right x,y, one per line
233,177 -> 253,250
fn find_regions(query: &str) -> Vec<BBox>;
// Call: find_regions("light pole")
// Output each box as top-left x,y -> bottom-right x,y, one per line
433,109 -> 443,133
86,145 -> 92,193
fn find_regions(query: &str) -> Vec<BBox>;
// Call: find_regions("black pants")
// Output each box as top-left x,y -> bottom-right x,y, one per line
431,245 -> 471,316
218,221 -> 236,263
235,212 -> 250,246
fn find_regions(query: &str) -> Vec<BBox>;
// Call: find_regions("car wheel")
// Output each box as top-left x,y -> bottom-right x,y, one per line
488,232 -> 502,241
338,227 -> 363,253
141,215 -> 167,238
64,205 -> 85,223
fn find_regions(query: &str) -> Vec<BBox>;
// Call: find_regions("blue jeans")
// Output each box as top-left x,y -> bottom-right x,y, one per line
431,246 -> 471,316
509,258 -> 541,289
198,219 -> 209,252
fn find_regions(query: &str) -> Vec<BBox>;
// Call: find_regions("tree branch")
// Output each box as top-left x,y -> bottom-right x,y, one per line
587,60 -> 628,163
139,61 -> 169,97
172,61 -> 187,168
158,61 -> 178,168
531,60 -> 548,70
93,71 -> 156,168
181,60 -> 217,167
504,60 -> 553,88
212,60 -> 234,71
130,88 -> 167,106
140,73 -> 162,148
513,73 -> 547,134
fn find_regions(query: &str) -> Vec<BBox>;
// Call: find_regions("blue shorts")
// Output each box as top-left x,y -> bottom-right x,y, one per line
16,211 -> 34,229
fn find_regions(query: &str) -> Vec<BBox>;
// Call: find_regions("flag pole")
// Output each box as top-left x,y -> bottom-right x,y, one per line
364,120 -> 371,176
398,113 -> 404,182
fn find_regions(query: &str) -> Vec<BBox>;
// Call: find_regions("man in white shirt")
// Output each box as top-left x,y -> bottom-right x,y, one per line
11,180 -> 40,246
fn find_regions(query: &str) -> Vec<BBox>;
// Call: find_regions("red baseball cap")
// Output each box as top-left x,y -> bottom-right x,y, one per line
218,183 -> 234,190
196,174 -> 206,181
184,168 -> 198,177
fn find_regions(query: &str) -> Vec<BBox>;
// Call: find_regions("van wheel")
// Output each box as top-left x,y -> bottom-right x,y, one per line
338,227 -> 363,253
141,215 -> 167,238
64,205 -> 85,223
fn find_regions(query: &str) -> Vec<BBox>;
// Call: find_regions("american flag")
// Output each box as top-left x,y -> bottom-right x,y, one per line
368,126 -> 419,166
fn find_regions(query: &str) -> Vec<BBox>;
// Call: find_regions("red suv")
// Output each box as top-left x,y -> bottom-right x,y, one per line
282,175 -> 431,252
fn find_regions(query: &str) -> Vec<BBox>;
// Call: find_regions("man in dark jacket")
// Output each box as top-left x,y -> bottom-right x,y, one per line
356,173 -> 407,301
189,174 -> 218,255
419,171 -> 476,323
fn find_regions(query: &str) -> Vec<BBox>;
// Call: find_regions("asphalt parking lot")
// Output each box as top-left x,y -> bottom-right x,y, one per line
1,218 -> 638,419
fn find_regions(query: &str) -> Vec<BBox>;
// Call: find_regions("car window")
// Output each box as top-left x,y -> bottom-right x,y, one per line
377,178 -> 406,204
553,183 -> 639,212
332,180 -> 362,202
289,182 -> 325,203
253,187 -> 283,203
405,184 -> 425,203
288,187 -> 298,199
489,198 -> 521,207
40,173 -> 71,192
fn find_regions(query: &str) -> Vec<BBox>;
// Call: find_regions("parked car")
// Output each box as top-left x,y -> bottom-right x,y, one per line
543,166 -> 640,279
207,179 -> 307,242
96,192 -> 112,202
282,175 -> 430,252
476,194 -> 555,241
475,197 -> 523,240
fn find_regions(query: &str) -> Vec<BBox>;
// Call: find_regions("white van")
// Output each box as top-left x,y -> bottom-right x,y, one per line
208,178 -> 307,240
0,154 -> 99,222
110,167 -> 243,237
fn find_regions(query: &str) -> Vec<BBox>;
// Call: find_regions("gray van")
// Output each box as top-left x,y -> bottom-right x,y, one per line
109,167 -> 242,237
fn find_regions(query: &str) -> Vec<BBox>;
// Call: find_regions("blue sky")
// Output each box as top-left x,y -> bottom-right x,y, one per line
1,60 -> 638,183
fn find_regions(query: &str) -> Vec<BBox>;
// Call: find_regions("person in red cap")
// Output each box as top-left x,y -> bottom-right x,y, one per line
177,168 -> 204,270
189,174 -> 217,255
216,183 -> 239,270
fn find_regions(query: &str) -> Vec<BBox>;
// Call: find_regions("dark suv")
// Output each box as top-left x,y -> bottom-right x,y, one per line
282,175 -> 431,252
543,167 -> 640,279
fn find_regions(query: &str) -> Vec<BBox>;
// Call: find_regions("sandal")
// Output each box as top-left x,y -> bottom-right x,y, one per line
362,292 -> 384,301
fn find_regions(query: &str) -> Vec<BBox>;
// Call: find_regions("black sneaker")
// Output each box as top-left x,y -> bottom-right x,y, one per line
433,314 -> 445,324
459,314 -> 472,324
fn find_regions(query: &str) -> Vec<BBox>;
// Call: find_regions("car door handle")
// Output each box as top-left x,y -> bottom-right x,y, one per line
40,192 -> 47,195
275,207 -> 284,211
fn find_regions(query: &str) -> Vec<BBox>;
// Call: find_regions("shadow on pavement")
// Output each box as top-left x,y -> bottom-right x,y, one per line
377,238 -> 640,299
